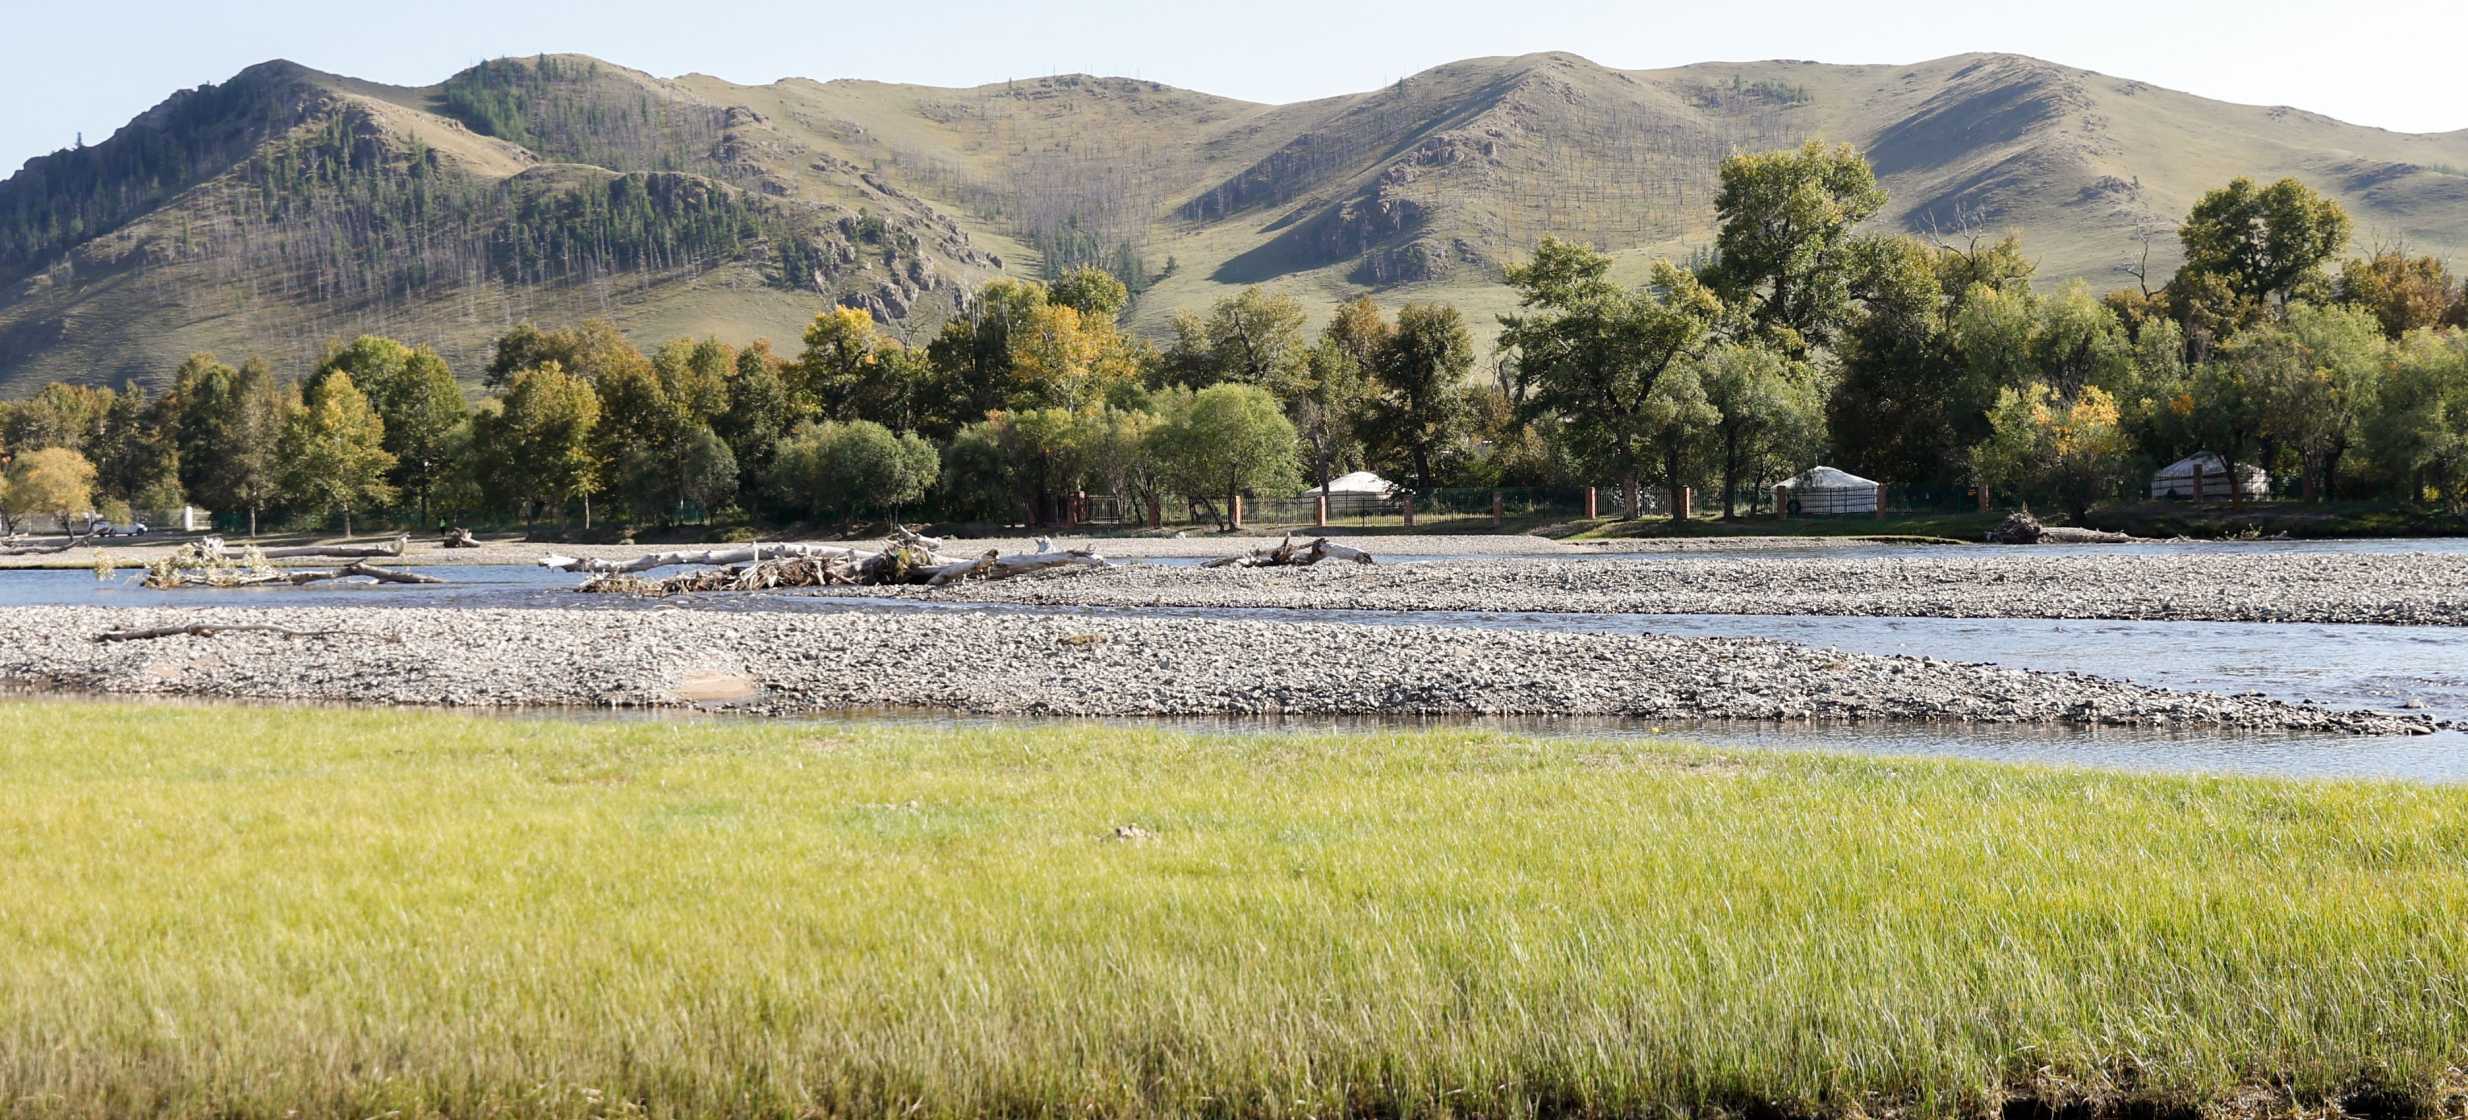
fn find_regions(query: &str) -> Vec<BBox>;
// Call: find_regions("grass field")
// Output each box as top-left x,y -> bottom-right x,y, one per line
4,700 -> 2467,1118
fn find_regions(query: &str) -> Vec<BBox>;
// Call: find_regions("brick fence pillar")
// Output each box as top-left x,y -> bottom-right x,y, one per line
1402,494 -> 1415,527
1491,490 -> 1504,529
1875,483 -> 1887,519
1585,486 -> 1599,519
1315,494 -> 1328,528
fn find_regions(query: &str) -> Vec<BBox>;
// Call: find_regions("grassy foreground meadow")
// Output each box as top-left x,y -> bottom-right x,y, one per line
4,701 -> 2467,1119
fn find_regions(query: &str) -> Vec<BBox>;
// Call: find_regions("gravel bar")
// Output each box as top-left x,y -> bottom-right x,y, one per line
0,605 -> 2432,734
871,552 -> 2468,626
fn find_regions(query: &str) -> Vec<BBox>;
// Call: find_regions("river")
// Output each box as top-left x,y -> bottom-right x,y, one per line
6,551 -> 2464,782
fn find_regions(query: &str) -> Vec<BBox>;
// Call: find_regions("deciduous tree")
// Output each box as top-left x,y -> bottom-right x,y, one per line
278,371 -> 395,536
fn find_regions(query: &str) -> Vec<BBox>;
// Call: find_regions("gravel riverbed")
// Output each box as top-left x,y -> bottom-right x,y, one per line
0,604 -> 2432,734
864,551 -> 2468,626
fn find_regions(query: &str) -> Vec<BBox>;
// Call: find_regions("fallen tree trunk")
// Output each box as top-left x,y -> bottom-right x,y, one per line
0,531 -> 101,556
197,535 -> 409,561
285,562 -> 444,586
440,528 -> 481,549
542,542 -> 868,574
96,624 -> 377,643
1202,536 -> 1378,568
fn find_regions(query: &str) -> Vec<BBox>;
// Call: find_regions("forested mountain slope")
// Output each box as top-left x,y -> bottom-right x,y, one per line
6,49 -> 2465,394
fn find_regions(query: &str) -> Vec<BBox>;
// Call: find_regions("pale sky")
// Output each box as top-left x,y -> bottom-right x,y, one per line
3,0 -> 2459,175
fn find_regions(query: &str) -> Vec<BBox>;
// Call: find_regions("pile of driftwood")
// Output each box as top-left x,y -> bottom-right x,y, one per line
1984,510 -> 2136,545
141,535 -> 440,589
544,529 -> 1115,596
1201,536 -> 1376,568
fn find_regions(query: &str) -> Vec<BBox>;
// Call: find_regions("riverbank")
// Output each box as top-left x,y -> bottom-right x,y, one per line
885,549 -> 2468,625
5,699 -> 2464,1119
0,603 -> 2432,733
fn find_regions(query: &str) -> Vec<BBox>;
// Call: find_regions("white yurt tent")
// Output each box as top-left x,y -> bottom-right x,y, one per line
2150,453 -> 2268,500
1777,466 -> 1880,515
1301,471 -> 1398,498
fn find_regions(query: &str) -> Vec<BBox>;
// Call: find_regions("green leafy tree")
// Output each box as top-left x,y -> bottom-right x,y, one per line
480,363 -> 603,527
1163,287 -> 1311,393
1698,342 -> 1826,516
360,346 -> 467,524
1147,383 -> 1301,522
1703,141 -> 1887,355
715,340 -> 797,496
1970,383 -> 2134,520
3,382 -> 111,453
278,371 -> 396,536
90,385 -> 182,513
614,427 -> 739,524
1080,405 -> 1170,525
2366,331 -> 2468,514
1,447 -> 97,535
1293,296 -> 1383,493
940,409 -> 1092,526
2337,249 -> 2461,339
312,335 -> 413,398
924,279 -> 1047,429
1361,303 -> 1478,492
766,420 -> 938,522
2188,328 -> 2287,506
1502,240 -> 1724,512
483,320 -> 651,389
2178,177 -> 2352,308
1047,265 -> 1129,321
2265,302 -> 2387,500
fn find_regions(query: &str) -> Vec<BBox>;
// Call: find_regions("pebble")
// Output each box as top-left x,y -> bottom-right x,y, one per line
887,552 -> 2468,626
0,604 -> 2433,735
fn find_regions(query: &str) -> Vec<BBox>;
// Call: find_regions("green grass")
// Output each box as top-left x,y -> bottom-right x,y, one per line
1561,510 -> 2002,542
2085,500 -> 2467,540
5,700 -> 2468,1118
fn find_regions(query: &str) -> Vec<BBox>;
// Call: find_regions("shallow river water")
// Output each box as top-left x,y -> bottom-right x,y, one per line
7,553 -> 2465,782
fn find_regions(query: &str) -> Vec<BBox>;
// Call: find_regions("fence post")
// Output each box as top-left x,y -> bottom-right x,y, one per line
1679,486 -> 1694,521
1402,494 -> 1415,528
1315,494 -> 1328,528
1491,490 -> 1503,529
1231,494 -> 1244,531
1874,483 -> 1887,519
1775,484 -> 1791,519
1585,486 -> 1598,519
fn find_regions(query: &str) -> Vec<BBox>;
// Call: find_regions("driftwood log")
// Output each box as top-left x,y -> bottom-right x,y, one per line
203,535 -> 409,560
0,530 -> 101,556
441,528 -> 481,549
95,624 -> 385,643
1202,536 -> 1378,568
145,561 -> 444,589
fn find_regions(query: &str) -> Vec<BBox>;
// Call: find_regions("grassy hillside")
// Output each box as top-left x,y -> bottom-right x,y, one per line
6,49 -> 2468,394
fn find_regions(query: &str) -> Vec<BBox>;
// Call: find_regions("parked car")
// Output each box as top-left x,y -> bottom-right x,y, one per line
94,520 -> 147,537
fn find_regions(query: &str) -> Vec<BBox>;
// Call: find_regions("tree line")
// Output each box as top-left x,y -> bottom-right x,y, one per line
7,142 -> 2468,537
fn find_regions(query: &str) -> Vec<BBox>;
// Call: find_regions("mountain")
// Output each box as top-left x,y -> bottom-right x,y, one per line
6,50 -> 2467,395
